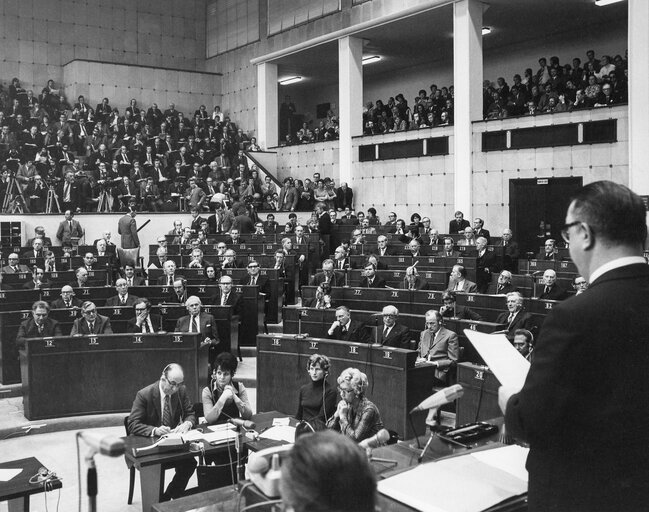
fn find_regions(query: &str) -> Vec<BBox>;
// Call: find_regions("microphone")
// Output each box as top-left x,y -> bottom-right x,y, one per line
359,428 -> 390,449
77,431 -> 125,457
229,418 -> 256,429
410,384 -> 464,413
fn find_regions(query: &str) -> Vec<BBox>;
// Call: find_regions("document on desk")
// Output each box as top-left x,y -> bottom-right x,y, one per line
378,445 -> 529,512
464,330 -> 530,390
259,425 -> 296,443
0,468 -> 22,481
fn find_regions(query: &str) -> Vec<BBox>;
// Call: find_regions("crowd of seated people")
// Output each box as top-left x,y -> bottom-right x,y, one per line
0,77 -> 268,214
283,109 -> 340,146
484,49 -> 628,119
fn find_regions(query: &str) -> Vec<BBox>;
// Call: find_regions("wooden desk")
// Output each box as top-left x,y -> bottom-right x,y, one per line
0,457 -> 62,512
20,333 -> 208,420
256,334 -> 435,438
151,484 -> 272,512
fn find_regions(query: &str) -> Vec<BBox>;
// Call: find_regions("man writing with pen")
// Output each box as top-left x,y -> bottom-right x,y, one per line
127,363 -> 196,501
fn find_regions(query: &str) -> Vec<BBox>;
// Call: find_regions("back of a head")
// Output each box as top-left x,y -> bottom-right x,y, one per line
571,180 -> 647,248
280,430 -> 376,512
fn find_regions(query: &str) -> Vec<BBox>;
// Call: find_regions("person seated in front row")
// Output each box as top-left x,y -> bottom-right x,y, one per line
327,306 -> 369,343
488,270 -> 517,295
16,301 -> 62,347
70,301 -> 113,335
326,367 -> 384,443
310,259 -> 344,287
202,352 -> 252,425
305,282 -> 335,309
446,264 -> 478,293
400,265 -> 428,290
377,305 -> 411,347
495,292 -> 537,342
105,278 -> 139,306
417,310 -> 459,386
538,269 -> 569,301
127,298 -> 161,333
439,291 -> 482,320
50,285 -> 83,309
127,363 -> 196,501
359,262 -> 386,288
296,354 -> 338,431
280,430 -> 377,512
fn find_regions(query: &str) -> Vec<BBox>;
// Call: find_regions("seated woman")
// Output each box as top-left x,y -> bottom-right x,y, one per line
326,367 -> 383,443
304,282 -> 335,309
201,352 -> 252,424
201,265 -> 219,285
296,354 -> 338,430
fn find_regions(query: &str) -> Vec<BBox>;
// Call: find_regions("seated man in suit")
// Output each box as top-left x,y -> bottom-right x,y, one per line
457,227 -> 476,247
21,267 -> 51,290
439,291 -> 482,321
446,265 -> 478,293
105,278 -> 140,307
164,277 -> 188,304
495,292 -> 537,342
375,235 -> 397,257
82,252 -> 98,271
310,259 -> 344,287
127,363 -> 196,501
473,218 -> 491,244
365,253 -> 388,271
211,275 -> 243,315
538,269 -> 569,300
21,238 -> 44,259
149,247 -> 168,270
16,301 -> 63,347
377,305 -> 411,348
538,238 -> 559,261
127,298 -> 161,333
359,262 -> 386,288
69,267 -> 90,288
157,260 -> 180,286
332,246 -> 351,271
513,328 -> 534,362
400,265 -> 428,290
243,260 -> 270,296
70,301 -> 114,335
304,282 -> 335,309
417,310 -> 459,386
26,226 -> 52,248
186,248 -> 210,269
488,270 -> 517,295
438,237 -> 460,258
122,263 -> 146,287
174,295 -> 222,364
2,253 -> 30,273
327,306 -> 368,343
50,285 -> 83,309
403,239 -> 428,258
221,249 -> 242,269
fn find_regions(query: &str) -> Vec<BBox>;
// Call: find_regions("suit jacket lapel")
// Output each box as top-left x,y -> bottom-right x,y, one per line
152,385 -> 162,425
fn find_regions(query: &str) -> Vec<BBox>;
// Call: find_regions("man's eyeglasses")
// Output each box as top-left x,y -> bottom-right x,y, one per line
561,220 -> 583,242
165,376 -> 183,387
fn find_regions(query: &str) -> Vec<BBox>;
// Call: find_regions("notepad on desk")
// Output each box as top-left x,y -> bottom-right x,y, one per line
378,445 -> 529,512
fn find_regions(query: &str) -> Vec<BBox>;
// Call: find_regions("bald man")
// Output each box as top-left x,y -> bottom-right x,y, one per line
538,269 -> 568,300
50,285 -> 83,309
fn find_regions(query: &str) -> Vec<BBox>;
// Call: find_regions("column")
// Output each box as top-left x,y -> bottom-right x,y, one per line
338,36 -> 363,186
628,0 -> 649,193
453,0 -> 483,217
257,62 -> 278,150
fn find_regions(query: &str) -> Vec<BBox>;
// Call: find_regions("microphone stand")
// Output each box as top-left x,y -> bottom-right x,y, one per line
417,407 -> 440,463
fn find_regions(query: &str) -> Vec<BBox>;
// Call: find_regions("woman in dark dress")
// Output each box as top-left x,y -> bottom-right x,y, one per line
201,352 -> 252,424
296,354 -> 337,430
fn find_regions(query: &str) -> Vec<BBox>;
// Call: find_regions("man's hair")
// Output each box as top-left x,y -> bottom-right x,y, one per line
32,300 -> 50,312
134,297 -> 151,310
454,265 -> 467,278
570,180 -> 647,247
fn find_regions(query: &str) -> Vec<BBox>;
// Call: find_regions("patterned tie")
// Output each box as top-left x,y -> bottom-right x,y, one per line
192,316 -> 199,333
221,293 -> 228,306
162,395 -> 171,427
89,322 -> 95,333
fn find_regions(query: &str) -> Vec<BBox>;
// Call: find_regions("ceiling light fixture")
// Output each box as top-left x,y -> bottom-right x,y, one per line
279,76 -> 303,85
481,26 -> 492,35
595,0 -> 624,5
362,55 -> 382,65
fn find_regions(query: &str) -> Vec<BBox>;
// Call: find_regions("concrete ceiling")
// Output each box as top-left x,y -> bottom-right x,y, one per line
274,0 -> 627,92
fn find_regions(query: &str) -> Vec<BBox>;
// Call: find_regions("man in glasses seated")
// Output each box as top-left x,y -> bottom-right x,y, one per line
127,298 -> 161,333
127,363 -> 196,501
70,301 -> 113,335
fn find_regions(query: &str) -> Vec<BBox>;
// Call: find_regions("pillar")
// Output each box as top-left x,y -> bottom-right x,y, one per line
338,36 -> 363,186
257,62 -> 278,150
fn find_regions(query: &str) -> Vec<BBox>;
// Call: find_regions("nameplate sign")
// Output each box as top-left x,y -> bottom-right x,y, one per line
88,336 -> 99,345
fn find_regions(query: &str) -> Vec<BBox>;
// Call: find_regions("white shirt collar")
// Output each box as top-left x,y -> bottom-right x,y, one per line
588,256 -> 646,285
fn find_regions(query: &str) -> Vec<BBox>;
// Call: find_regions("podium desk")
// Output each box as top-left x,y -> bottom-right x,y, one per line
20,333 -> 208,420
0,457 -> 62,512
256,334 -> 435,439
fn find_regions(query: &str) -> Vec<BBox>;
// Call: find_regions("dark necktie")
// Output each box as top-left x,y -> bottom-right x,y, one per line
162,395 -> 171,427
341,325 -> 347,334
38,324 -> 44,335
121,296 -> 126,305
383,327 -> 389,340
192,316 -> 199,333
89,322 -> 95,333
544,286 -> 550,295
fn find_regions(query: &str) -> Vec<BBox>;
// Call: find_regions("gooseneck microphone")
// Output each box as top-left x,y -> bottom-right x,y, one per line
410,384 -> 464,414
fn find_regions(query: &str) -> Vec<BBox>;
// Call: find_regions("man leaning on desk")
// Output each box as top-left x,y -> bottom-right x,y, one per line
127,363 -> 196,501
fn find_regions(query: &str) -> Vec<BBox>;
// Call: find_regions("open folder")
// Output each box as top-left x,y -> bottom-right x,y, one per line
378,445 -> 529,512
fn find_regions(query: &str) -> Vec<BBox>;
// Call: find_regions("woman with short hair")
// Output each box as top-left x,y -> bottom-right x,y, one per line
295,354 -> 338,430
201,352 -> 252,424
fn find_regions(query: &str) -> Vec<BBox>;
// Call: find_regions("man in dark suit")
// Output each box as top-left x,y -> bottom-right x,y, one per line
26,226 -> 52,248
211,276 -> 243,316
495,292 -> 536,341
21,267 -> 51,290
417,310 -> 459,385
400,266 -> 429,290
16,301 -> 62,347
2,253 -> 30,273
127,363 -> 196,501
377,305 -> 411,348
446,265 -> 478,293
50,286 -> 83,309
327,306 -> 368,343
174,296 -> 223,364
487,270 -> 517,295
476,237 -> 499,294
310,260 -> 345,287
472,218 -> 491,244
70,301 -> 113,335
316,202 -> 332,255
127,298 -> 162,333
537,238 -> 558,261
374,235 -> 397,257
537,269 -> 568,300
165,277 -> 188,304
56,210 -> 84,245
157,260 -> 180,287
105,279 -> 140,307
359,263 -> 386,288
242,260 -> 271,296
500,181 -> 649,512
122,264 -> 146,286
58,173 -> 81,213
439,291 -> 482,321
448,211 -> 470,234
221,249 -> 242,269
439,237 -> 460,258
118,207 -> 140,249
501,228 -> 520,272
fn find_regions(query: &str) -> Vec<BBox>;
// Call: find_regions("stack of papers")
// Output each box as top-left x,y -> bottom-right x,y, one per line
259,425 -> 296,444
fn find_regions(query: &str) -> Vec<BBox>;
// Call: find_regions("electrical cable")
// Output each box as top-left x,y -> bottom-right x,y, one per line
76,433 -> 82,512
236,481 -> 254,512
239,499 -> 283,512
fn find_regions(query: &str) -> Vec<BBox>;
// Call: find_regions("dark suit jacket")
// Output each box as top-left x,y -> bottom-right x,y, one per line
474,229 -> 491,243
378,322 -> 411,348
374,246 -> 398,257
505,264 -> 649,511
105,294 -> 140,307
360,276 -> 386,288
56,218 -> 83,243
21,279 -> 51,289
476,249 -> 499,293
400,277 -> 429,290
50,297 -> 83,309
538,283 -> 568,301
440,305 -> 482,321
328,320 -> 369,343
448,219 -> 470,234
487,282 -> 517,295
210,291 -> 243,316
2,264 -> 30,273
310,271 -> 345,287
126,314 -> 162,333
118,214 -> 139,248
127,381 -> 196,436
243,275 -> 271,296
446,279 -> 478,293
70,314 -> 113,335
16,318 -> 62,347
495,310 -> 536,340
174,312 -> 223,362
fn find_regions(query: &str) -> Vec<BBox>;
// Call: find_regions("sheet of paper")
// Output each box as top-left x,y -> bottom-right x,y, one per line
259,425 -> 295,443
200,429 -> 238,445
471,445 -> 529,482
378,446 -> 529,512
272,417 -> 290,427
206,423 -> 236,433
463,330 -> 530,390
0,468 -> 22,481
